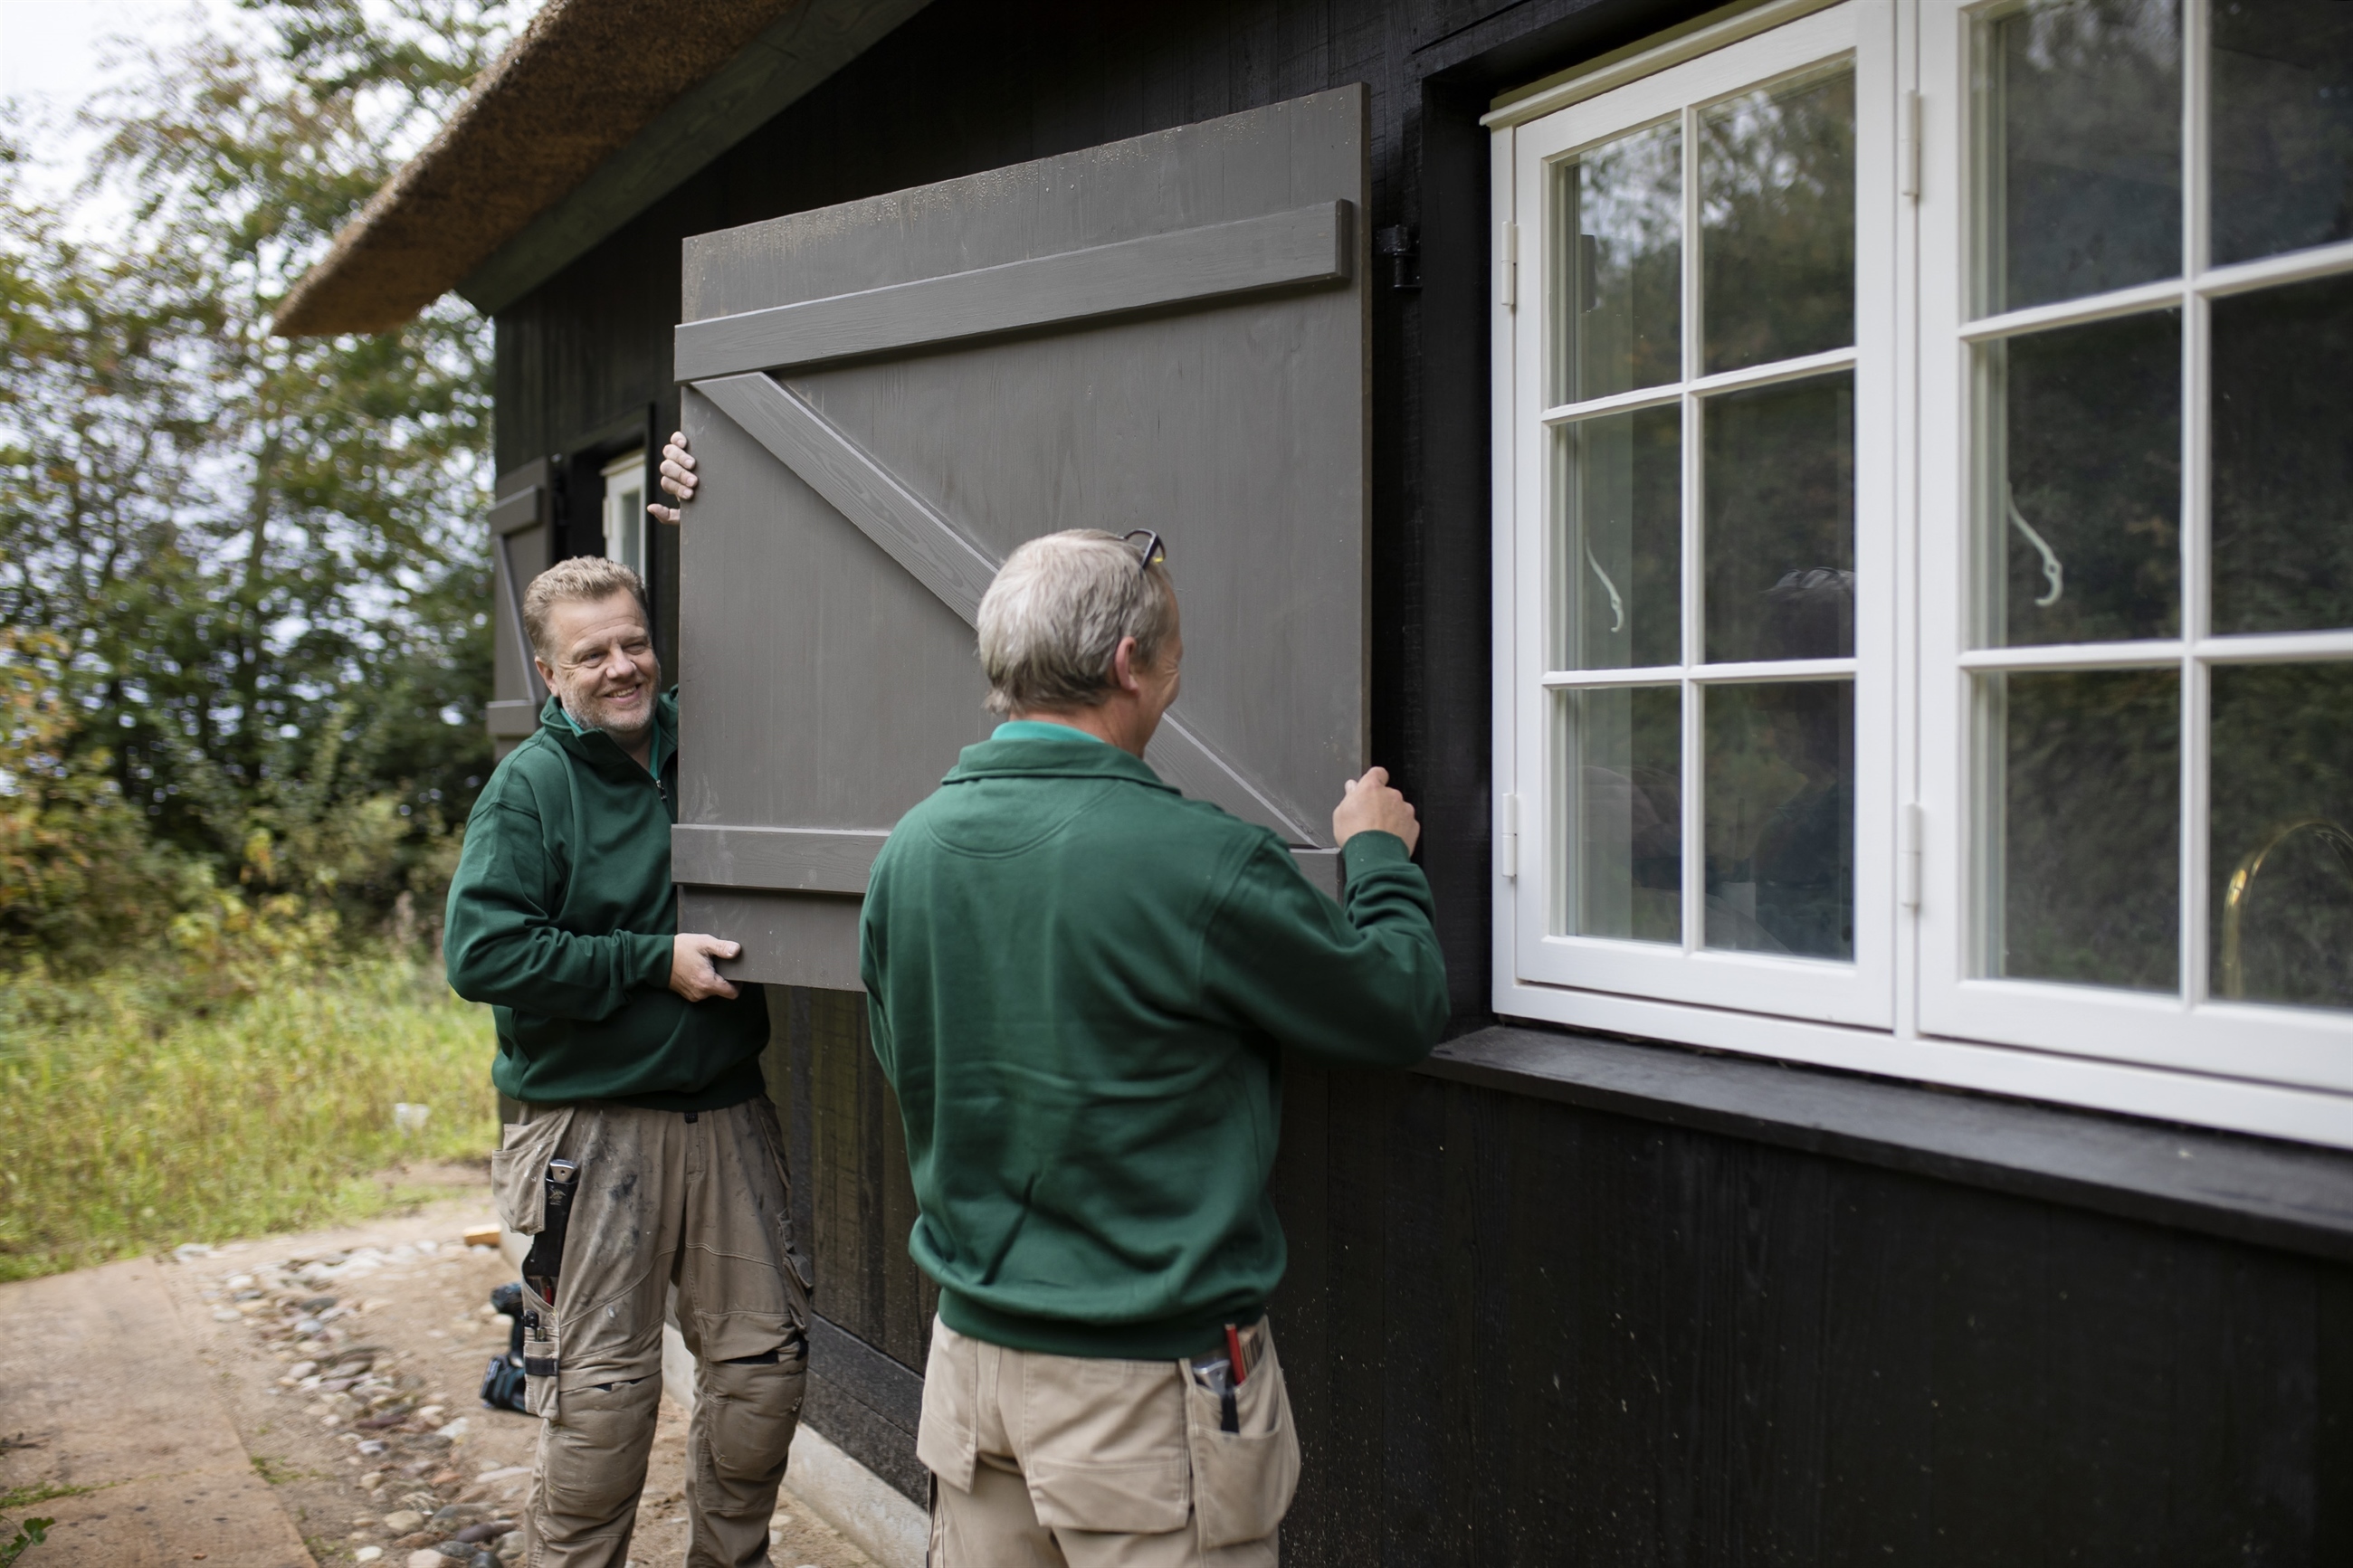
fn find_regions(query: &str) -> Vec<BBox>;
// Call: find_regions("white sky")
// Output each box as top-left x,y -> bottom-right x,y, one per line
0,0 -> 248,212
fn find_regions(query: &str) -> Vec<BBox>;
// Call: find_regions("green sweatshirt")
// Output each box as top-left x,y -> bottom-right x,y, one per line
860,723 -> 1448,1359
443,690 -> 767,1110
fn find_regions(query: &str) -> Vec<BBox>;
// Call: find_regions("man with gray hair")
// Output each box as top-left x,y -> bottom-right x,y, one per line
444,552 -> 807,1568
861,527 -> 1449,1565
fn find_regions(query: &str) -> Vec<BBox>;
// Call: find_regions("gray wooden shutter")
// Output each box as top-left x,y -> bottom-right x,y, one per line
673,86 -> 1368,986
486,459 -> 551,757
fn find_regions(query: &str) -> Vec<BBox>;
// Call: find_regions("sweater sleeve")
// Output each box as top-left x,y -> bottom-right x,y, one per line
1198,830 -> 1450,1068
443,797 -> 675,1022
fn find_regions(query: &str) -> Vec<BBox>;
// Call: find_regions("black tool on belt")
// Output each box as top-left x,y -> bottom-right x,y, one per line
519,1156 -> 578,1378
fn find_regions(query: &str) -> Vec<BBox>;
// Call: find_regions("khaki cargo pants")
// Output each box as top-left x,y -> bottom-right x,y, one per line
917,1317 -> 1301,1567
493,1098 -> 811,1568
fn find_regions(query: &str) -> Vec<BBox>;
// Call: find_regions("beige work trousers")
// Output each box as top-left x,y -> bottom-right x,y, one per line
491,1098 -> 811,1568
917,1317 -> 1301,1568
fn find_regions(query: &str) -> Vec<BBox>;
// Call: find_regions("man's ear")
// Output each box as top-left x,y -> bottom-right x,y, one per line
533,659 -> 556,691
1110,636 -> 1143,694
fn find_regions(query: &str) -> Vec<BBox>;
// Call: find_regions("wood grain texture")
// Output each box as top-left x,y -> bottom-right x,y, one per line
675,200 -> 1350,380
673,85 -> 1368,911
671,822 -> 890,893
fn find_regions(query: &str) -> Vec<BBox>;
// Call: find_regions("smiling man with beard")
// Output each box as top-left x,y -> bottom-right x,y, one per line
444,553 -> 808,1568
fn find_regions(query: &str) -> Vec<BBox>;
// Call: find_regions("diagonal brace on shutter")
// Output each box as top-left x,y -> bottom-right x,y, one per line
694,370 -> 1327,848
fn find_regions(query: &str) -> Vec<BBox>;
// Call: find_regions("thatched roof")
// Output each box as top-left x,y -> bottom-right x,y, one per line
275,0 -> 910,336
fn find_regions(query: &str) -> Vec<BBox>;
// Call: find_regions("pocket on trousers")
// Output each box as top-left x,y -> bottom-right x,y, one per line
915,1320 -> 979,1494
489,1109 -> 573,1236
1181,1326 -> 1300,1551
1026,1455 -> 1192,1535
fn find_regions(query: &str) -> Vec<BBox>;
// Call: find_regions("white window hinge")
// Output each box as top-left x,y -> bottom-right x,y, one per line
1900,90 -> 1922,203
1499,220 -> 1519,309
1901,802 -> 1924,910
1502,792 -> 1521,879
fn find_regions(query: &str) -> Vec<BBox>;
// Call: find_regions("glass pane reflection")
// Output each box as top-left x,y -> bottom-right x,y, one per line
1551,121 -> 1683,405
2211,273 -> 2353,635
2210,664 -> 2353,1011
1972,0 -> 2182,316
1977,310 -> 2181,647
1700,62 -> 1856,374
1703,372 -> 1854,664
1559,687 -> 1682,943
1980,669 -> 2179,991
2212,0 -> 2353,266
1553,407 -> 1681,671
1703,681 -> 1853,958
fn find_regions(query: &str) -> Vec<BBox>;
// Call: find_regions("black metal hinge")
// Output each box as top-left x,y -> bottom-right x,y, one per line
1375,224 -> 1421,292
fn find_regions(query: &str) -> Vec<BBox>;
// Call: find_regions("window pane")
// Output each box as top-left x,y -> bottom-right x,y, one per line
1700,62 -> 1856,374
1558,687 -> 1682,942
1703,681 -> 1853,958
2212,273 -> 2353,634
1703,371 -> 1854,663
1976,310 -> 2181,647
2211,663 -> 2353,1010
1551,121 -> 1682,404
1977,669 -> 2179,991
1553,406 -> 1681,670
2212,0 -> 2353,266
1972,0 -> 2182,317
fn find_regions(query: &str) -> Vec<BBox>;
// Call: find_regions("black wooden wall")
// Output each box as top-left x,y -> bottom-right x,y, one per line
759,987 -> 2353,1564
496,1 -> 2353,1562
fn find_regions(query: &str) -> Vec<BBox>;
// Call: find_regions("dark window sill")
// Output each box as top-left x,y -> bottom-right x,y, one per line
1419,1023 -> 2353,1262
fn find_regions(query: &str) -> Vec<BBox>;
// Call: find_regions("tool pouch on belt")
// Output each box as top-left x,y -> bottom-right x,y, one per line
519,1303 -> 562,1418
1179,1322 -> 1300,1551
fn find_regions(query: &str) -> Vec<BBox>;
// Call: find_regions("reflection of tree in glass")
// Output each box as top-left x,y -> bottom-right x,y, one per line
1997,311 -> 2180,645
1706,682 -> 1853,960
2211,275 -> 2353,636
1983,0 -> 2181,311
1703,374 -> 1854,663
2210,663 -> 2353,1010
1700,64 -> 1855,373
1560,122 -> 1682,399
1997,670 -> 2178,991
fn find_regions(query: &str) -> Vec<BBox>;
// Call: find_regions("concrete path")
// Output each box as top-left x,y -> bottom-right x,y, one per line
0,1255 -> 313,1566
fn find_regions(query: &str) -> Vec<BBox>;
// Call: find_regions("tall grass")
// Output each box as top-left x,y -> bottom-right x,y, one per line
0,955 -> 498,1281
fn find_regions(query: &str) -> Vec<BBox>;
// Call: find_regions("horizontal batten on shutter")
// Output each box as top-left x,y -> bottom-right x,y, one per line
672,824 -> 891,894
674,200 -> 1353,381
489,484 -> 544,536
486,699 -> 538,738
673,822 -> 1340,899
696,373 -> 1327,848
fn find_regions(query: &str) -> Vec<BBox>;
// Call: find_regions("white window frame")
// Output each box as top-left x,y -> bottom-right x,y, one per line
1491,0 -> 2353,1148
602,448 -> 648,577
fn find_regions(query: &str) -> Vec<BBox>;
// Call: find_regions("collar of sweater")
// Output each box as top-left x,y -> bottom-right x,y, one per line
538,689 -> 675,779
944,727 -> 1176,790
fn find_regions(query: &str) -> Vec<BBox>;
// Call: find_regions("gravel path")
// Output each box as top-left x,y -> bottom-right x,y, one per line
148,1164 -> 873,1568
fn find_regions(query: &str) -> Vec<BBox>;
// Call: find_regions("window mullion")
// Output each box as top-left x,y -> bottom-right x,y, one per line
2181,0 -> 2213,1007
1679,101 -> 1704,956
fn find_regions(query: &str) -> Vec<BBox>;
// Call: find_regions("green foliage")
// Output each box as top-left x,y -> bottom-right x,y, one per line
0,953 -> 499,1282
0,0 -> 520,957
0,1514 -> 52,1566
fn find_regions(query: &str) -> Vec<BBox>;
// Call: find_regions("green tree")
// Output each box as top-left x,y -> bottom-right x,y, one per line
0,0 -> 520,949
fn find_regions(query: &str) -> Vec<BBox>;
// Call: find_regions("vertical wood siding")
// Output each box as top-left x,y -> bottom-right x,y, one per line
764,985 -> 2353,1561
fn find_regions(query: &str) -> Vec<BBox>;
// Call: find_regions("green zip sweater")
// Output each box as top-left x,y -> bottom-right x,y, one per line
860,724 -> 1449,1359
443,690 -> 767,1110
